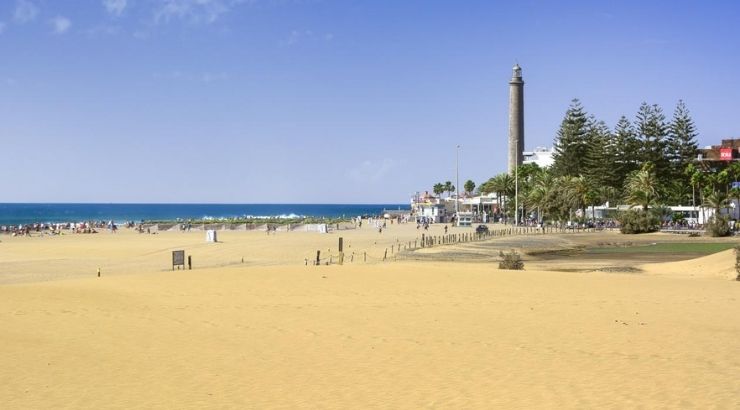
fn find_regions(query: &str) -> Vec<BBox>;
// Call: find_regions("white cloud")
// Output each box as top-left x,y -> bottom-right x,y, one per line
14,0 -> 39,24
51,16 -> 71,34
153,0 -> 248,24
103,0 -> 127,16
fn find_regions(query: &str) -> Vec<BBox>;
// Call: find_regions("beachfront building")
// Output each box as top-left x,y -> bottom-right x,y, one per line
698,138 -> 740,163
523,147 -> 555,168
410,191 -> 449,223
412,191 -> 502,224
582,204 -> 725,226
460,193 -> 498,222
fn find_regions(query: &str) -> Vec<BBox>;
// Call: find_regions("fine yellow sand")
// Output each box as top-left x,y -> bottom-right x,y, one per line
1,226 -> 739,409
641,249 -> 738,279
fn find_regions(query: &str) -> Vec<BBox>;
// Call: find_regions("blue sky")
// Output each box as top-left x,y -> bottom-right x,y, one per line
1,0 -> 739,203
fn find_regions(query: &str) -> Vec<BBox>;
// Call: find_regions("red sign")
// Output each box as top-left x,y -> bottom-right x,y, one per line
720,148 -> 733,161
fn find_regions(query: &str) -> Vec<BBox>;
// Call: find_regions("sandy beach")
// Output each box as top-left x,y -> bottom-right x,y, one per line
1,224 -> 739,409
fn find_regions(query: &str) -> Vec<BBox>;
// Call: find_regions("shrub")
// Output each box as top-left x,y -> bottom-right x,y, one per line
705,214 -> 731,237
616,210 -> 660,234
499,250 -> 524,270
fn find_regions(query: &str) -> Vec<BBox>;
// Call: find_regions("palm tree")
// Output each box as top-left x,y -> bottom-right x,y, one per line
729,187 -> 740,220
432,183 -> 445,197
684,163 -> 698,207
666,180 -> 692,206
562,175 -> 592,219
444,181 -> 455,198
703,191 -> 729,215
528,171 -> 556,223
497,173 -> 514,222
702,191 -> 730,235
625,163 -> 659,212
464,180 -> 476,196
717,169 -> 731,196
598,185 -> 619,207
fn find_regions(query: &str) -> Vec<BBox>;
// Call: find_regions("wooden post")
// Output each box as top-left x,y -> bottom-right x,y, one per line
364,251 -> 367,262
97,267 -> 100,277
338,252 -> 344,265
421,234 -> 425,247
338,237 -> 344,253
316,250 -> 321,266
188,255 -> 192,270
383,249 -> 388,260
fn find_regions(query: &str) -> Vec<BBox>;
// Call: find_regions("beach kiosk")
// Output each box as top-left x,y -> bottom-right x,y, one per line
206,229 -> 218,242
457,212 -> 473,227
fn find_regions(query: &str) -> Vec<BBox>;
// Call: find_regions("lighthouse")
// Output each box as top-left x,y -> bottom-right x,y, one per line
508,64 -> 524,174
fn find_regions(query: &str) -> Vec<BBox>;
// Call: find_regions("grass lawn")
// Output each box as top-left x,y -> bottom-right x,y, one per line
587,242 -> 738,254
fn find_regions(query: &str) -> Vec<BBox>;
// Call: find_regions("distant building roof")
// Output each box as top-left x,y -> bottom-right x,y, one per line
523,146 -> 554,168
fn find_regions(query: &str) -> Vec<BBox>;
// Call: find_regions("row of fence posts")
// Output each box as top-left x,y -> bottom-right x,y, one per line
311,226 -> 599,265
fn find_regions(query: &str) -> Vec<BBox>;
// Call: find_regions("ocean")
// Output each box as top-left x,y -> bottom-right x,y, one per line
0,203 -> 408,226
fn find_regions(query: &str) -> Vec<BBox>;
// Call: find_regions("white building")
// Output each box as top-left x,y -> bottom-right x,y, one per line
410,191 -> 449,223
523,146 -> 554,168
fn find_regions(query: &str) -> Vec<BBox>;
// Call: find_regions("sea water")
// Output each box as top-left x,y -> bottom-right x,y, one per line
0,203 -> 408,226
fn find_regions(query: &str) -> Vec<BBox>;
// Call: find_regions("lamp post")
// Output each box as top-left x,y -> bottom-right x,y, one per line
455,145 -> 460,226
514,143 -> 519,226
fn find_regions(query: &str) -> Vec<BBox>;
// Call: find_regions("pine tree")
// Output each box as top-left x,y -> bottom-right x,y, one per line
668,100 -> 699,181
612,115 -> 640,192
635,103 -> 670,184
552,99 -> 589,178
583,118 -> 616,189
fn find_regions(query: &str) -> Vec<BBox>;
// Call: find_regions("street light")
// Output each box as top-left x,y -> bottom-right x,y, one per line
514,141 -> 519,226
455,145 -> 460,226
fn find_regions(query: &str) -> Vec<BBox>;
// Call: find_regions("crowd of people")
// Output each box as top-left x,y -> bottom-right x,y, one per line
0,220 -> 132,236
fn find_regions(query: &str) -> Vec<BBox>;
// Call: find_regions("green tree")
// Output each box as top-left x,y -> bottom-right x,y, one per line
483,173 -> 514,222
514,163 -> 543,222
665,180 -> 692,206
703,191 -> 729,214
562,175 -> 594,219
552,99 -> 590,177
635,103 -> 670,184
432,183 -> 445,197
729,187 -> 740,220
612,116 -> 641,187
667,100 -> 699,183
583,118 -> 617,189
464,180 -> 476,195
444,181 -> 455,198
625,162 -> 660,212
717,169 -> 732,196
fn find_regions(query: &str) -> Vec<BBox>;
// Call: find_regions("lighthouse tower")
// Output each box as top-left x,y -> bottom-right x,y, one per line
508,64 -> 524,174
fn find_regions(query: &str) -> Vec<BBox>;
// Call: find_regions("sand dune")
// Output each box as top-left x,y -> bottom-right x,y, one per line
641,249 -> 738,279
1,226 -> 739,408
